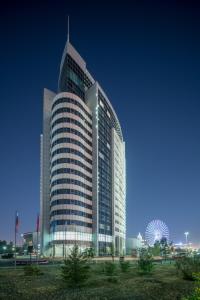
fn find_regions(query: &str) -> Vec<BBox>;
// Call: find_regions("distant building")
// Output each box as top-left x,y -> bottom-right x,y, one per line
126,233 -> 146,255
22,232 -> 40,252
40,31 -> 126,256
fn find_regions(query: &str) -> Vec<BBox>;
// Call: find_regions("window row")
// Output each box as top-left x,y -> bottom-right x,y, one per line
52,107 -> 92,129
52,97 -> 92,120
50,198 -> 92,210
67,55 -> 92,91
98,182 -> 111,194
51,168 -> 92,183
68,69 -> 85,92
99,206 -> 112,216
99,215 -> 112,224
51,147 -> 92,165
99,160 -> 111,173
99,228 -> 112,235
98,140 -> 111,160
51,178 -> 92,192
51,137 -> 92,156
51,158 -> 92,174
99,195 -> 112,207
98,93 -> 122,140
50,219 -> 92,228
51,127 -> 92,147
50,209 -> 92,219
66,78 -> 85,100
51,189 -> 92,201
51,117 -> 92,138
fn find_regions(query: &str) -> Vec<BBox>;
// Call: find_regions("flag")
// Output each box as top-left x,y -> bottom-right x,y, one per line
14,211 -> 19,269
15,211 -> 19,233
36,214 -> 40,233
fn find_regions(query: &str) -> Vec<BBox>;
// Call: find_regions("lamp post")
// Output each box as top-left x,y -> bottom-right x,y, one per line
184,232 -> 189,246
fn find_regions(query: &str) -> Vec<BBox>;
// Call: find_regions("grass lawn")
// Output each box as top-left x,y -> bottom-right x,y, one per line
0,262 -> 195,299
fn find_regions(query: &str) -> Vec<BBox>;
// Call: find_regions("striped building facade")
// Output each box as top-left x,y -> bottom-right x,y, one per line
40,38 -> 126,256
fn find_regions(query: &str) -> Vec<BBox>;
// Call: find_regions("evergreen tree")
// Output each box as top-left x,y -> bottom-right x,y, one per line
138,248 -> 154,274
151,241 -> 161,256
61,245 -> 90,287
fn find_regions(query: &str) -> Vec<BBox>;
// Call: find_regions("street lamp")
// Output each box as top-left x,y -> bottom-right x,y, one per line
184,232 -> 189,245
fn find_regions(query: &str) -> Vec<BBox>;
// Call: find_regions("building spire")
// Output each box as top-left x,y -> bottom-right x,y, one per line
67,15 -> 70,43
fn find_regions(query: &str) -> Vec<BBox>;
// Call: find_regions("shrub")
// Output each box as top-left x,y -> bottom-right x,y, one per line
138,248 -> 154,274
104,261 -> 117,276
93,262 -> 105,274
61,245 -> 90,287
83,247 -> 95,259
176,256 -> 200,280
151,241 -> 161,256
24,264 -> 43,276
182,273 -> 200,299
119,261 -> 130,273
103,262 -> 118,284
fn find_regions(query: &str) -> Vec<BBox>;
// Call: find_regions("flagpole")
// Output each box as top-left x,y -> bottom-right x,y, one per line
36,231 -> 39,264
14,223 -> 16,269
14,211 -> 17,269
36,214 -> 39,264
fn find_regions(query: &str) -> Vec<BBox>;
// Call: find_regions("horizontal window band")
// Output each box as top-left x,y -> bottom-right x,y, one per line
51,147 -> 92,165
52,107 -> 92,128
51,127 -> 92,147
51,117 -> 92,138
51,168 -> 92,182
51,137 -> 92,156
51,178 -> 92,192
52,97 -> 92,120
50,219 -> 92,228
50,199 -> 92,210
50,231 -> 92,242
51,189 -> 92,201
50,209 -> 92,219
51,158 -> 92,174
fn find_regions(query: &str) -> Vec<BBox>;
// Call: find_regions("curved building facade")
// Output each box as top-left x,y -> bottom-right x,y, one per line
40,37 -> 126,256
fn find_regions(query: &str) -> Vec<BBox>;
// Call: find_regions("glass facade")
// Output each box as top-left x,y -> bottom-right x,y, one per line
98,96 -> 112,255
59,54 -> 93,99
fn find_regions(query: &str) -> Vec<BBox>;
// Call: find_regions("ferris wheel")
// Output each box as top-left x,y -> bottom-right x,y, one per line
145,219 -> 169,246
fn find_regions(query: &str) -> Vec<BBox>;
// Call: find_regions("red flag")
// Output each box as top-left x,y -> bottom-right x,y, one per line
15,211 -> 19,233
36,214 -> 39,233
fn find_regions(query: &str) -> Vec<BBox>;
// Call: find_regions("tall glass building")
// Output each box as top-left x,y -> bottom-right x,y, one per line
40,35 -> 126,256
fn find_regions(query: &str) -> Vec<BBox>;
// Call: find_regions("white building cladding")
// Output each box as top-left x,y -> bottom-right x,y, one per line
40,38 -> 126,256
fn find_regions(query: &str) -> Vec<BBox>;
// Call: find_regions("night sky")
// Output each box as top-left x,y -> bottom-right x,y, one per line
1,1 -> 200,245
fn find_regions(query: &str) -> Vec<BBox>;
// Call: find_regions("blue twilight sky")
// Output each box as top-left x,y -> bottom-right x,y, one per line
0,1 -> 200,244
